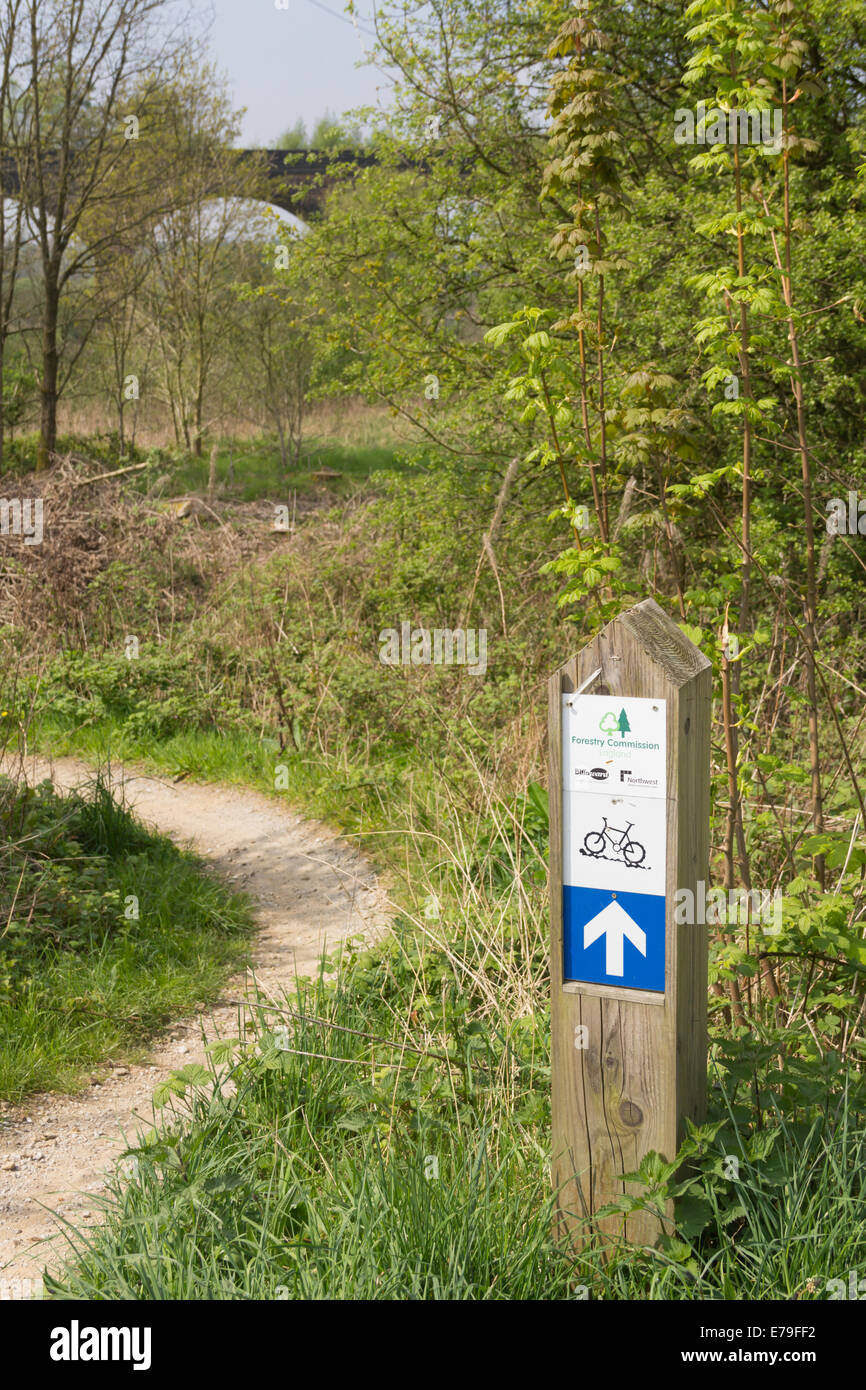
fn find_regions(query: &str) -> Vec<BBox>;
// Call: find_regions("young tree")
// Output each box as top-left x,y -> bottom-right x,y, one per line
136,69 -> 267,456
235,245 -> 319,471
275,118 -> 308,150
276,111 -> 366,151
7,0 -> 193,467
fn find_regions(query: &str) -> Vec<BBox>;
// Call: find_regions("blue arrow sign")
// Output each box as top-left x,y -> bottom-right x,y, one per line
563,885 -> 665,991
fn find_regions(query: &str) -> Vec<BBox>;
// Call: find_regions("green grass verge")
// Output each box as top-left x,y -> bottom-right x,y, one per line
44,975 -> 576,1300
0,770 -> 255,1102
27,714 -> 406,873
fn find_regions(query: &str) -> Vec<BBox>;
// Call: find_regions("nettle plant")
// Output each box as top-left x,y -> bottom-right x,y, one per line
485,5 -> 696,630
678,0 -> 818,639
489,0 -> 866,1042
672,0 -> 844,1024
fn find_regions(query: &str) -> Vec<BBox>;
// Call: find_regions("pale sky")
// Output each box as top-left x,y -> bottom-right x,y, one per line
194,0 -> 392,146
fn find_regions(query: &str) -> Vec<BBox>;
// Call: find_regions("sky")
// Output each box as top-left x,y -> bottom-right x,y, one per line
193,0 -> 392,147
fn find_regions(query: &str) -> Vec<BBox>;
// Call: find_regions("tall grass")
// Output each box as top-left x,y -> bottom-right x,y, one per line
29,720 -> 864,1299
46,980 -> 577,1300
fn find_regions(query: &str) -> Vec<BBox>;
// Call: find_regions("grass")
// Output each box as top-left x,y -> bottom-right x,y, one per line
0,429 -> 421,513
43,953 -> 866,1300
22,711 -> 866,1300
145,438 -> 420,504
0,770 -> 255,1102
44,977 -> 578,1301
27,715 -> 397,837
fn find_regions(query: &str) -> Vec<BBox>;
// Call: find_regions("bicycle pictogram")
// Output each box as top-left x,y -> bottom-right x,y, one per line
582,817 -> 646,868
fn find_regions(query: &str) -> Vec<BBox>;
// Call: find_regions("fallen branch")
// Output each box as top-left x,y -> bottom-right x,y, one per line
68,461 -> 150,488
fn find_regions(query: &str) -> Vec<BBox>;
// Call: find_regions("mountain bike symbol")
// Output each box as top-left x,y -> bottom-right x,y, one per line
583,817 -> 646,868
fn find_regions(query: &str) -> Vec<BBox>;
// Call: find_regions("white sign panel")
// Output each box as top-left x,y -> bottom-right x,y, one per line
562,789 -> 666,897
562,692 -> 666,798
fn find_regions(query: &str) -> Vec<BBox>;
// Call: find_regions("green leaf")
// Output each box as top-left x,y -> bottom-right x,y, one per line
483,321 -> 519,349
152,1077 -> 188,1108
675,1194 -> 713,1238
201,1173 -> 245,1195
174,1064 -> 211,1086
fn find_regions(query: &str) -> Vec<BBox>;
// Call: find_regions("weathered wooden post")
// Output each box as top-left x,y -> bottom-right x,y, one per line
549,597 -> 711,1246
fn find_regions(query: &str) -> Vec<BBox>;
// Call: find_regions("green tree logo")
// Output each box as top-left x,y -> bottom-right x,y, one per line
600,709 -> 632,738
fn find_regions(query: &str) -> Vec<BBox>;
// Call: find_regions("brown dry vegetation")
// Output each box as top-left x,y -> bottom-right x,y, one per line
1,447 -> 557,804
50,398 -> 409,453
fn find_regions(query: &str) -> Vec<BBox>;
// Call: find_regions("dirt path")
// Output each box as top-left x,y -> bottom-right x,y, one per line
0,756 -> 389,1294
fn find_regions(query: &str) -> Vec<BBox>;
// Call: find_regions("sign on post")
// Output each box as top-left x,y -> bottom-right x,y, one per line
549,598 -> 711,1246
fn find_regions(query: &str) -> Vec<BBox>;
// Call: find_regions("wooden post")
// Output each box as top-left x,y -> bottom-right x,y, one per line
549,597 -> 711,1247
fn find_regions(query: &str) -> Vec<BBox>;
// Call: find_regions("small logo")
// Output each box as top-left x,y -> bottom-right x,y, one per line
590,767 -> 608,781
619,769 -> 632,782
599,708 -> 632,739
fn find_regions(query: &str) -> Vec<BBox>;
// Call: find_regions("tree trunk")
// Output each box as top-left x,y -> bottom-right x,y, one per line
0,352 -> 5,474
207,439 -> 218,504
275,417 -> 288,471
37,276 -> 60,469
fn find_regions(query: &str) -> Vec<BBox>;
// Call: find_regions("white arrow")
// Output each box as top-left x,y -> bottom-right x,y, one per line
583,899 -> 646,976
